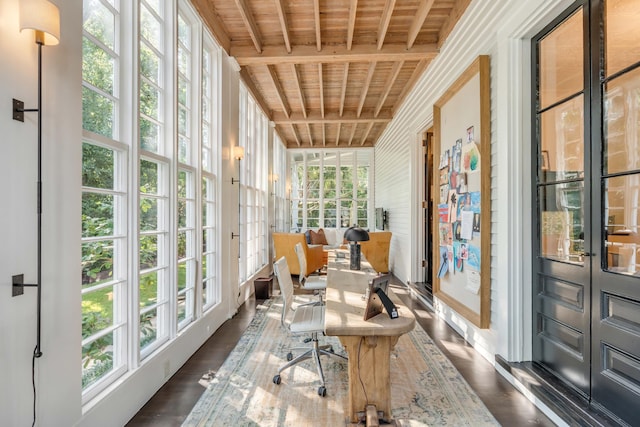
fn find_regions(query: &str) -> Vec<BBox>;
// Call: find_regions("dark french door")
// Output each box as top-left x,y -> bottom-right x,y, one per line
533,1 -> 640,424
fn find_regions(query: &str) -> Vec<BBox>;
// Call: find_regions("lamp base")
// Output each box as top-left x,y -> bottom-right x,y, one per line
350,243 -> 361,270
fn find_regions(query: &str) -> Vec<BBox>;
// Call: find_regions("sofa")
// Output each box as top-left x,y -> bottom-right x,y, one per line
360,231 -> 392,273
273,232 -> 324,276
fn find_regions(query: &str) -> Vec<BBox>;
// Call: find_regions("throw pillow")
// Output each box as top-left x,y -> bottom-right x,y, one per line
309,228 -> 328,245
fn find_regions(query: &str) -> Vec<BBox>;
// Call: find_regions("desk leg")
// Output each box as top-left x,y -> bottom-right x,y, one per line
339,335 -> 399,423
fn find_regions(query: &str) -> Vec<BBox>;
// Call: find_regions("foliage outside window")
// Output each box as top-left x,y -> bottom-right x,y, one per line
289,150 -> 372,231
81,0 -> 221,401
238,84 -> 268,283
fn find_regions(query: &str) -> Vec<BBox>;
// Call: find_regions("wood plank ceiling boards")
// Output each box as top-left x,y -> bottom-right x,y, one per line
197,0 -> 472,148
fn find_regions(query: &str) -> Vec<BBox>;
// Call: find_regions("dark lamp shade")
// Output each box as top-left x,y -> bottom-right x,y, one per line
344,227 -> 369,242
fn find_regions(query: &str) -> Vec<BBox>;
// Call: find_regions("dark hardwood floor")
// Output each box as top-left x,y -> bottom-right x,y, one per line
127,281 -> 555,426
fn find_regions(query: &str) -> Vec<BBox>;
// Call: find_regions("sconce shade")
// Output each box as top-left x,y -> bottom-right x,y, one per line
273,173 -> 279,182
233,146 -> 245,160
20,0 -> 60,45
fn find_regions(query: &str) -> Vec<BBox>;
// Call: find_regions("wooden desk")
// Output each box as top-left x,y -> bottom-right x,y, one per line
324,251 -> 415,423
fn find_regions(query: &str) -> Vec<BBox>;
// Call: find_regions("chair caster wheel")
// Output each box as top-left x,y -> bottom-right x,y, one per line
329,347 -> 334,353
273,375 -> 281,385
303,337 -> 312,343
318,386 -> 326,397
286,352 -> 293,361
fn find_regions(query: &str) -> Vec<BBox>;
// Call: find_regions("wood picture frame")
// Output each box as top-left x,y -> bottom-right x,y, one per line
432,55 -> 491,328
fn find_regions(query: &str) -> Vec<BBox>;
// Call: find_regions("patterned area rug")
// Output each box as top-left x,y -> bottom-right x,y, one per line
183,299 -> 499,426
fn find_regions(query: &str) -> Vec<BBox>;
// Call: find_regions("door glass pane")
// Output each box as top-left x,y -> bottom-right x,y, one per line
540,95 -> 585,181
605,0 -> 640,77
604,174 -> 640,275
604,68 -> 640,175
538,181 -> 584,264
539,9 -> 583,109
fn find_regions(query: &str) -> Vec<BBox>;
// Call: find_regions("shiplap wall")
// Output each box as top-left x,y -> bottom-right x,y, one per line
374,0 -> 574,361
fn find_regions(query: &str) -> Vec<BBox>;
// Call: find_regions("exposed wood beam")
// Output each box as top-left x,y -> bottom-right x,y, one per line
321,124 -> 326,146
306,123 -> 313,145
266,65 -> 291,118
335,123 -> 342,146
239,68 -> 272,119
313,0 -> 321,51
272,111 -> 391,124
393,59 -> 429,114
357,62 -> 377,117
374,60 -> 403,117
348,123 -> 358,146
291,64 -> 307,118
318,63 -> 324,118
347,0 -> 358,50
290,124 -> 301,146
360,122 -> 374,146
407,0 -> 435,49
377,0 -> 396,50
231,43 -> 438,65
274,0 -> 292,53
189,0 -> 231,53
339,63 -> 349,117
234,0 -> 263,53
438,0 -> 473,49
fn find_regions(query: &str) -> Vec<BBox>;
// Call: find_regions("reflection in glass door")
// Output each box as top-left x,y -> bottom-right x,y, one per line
533,1 -> 640,424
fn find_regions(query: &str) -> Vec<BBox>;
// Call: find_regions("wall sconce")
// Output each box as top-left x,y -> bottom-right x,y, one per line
11,0 -> 61,359
231,145 -> 244,184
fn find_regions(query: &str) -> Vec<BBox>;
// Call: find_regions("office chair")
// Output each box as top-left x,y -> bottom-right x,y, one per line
272,256 -> 347,397
294,242 -> 326,302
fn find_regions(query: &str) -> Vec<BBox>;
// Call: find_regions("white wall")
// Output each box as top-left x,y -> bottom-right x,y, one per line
375,0 -> 576,363
0,1 -> 82,425
0,1 -> 264,425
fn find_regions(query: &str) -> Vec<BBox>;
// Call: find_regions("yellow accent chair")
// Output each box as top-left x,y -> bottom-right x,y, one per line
273,232 -> 324,276
360,231 -> 392,273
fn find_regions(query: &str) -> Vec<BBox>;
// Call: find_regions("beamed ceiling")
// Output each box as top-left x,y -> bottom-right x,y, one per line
191,0 -> 472,148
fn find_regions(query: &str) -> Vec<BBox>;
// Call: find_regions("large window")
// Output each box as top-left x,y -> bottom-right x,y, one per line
238,84 -> 268,283
289,150 -> 373,231
81,0 -> 221,401
272,134 -> 287,232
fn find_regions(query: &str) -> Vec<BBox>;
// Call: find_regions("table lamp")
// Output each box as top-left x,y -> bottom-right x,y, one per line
344,227 -> 369,270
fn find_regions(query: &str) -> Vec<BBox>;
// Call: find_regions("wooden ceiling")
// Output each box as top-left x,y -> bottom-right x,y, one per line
191,0 -> 472,148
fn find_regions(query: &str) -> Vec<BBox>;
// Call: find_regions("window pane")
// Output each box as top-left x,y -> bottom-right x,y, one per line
324,200 -> 336,228
140,198 -> 158,231
83,87 -> 114,138
539,9 -> 583,109
139,272 -> 158,308
539,95 -> 584,181
82,241 -> 114,287
82,143 -> 114,189
341,166 -> 353,198
82,287 -> 115,337
323,165 -> 336,198
83,0 -> 115,50
140,43 -> 160,84
177,231 -> 187,259
139,160 -> 159,194
140,117 -> 159,153
140,308 -> 158,349
139,235 -> 158,270
82,330 -> 114,389
605,174 -> 640,275
83,37 -> 114,95
604,68 -> 640,175
605,0 -> 640,77
82,193 -> 114,237
140,4 -> 162,52
140,80 -> 159,120
538,182 -> 584,263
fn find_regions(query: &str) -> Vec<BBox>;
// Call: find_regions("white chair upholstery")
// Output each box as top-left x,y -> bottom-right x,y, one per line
272,256 -> 346,397
294,242 -> 327,295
